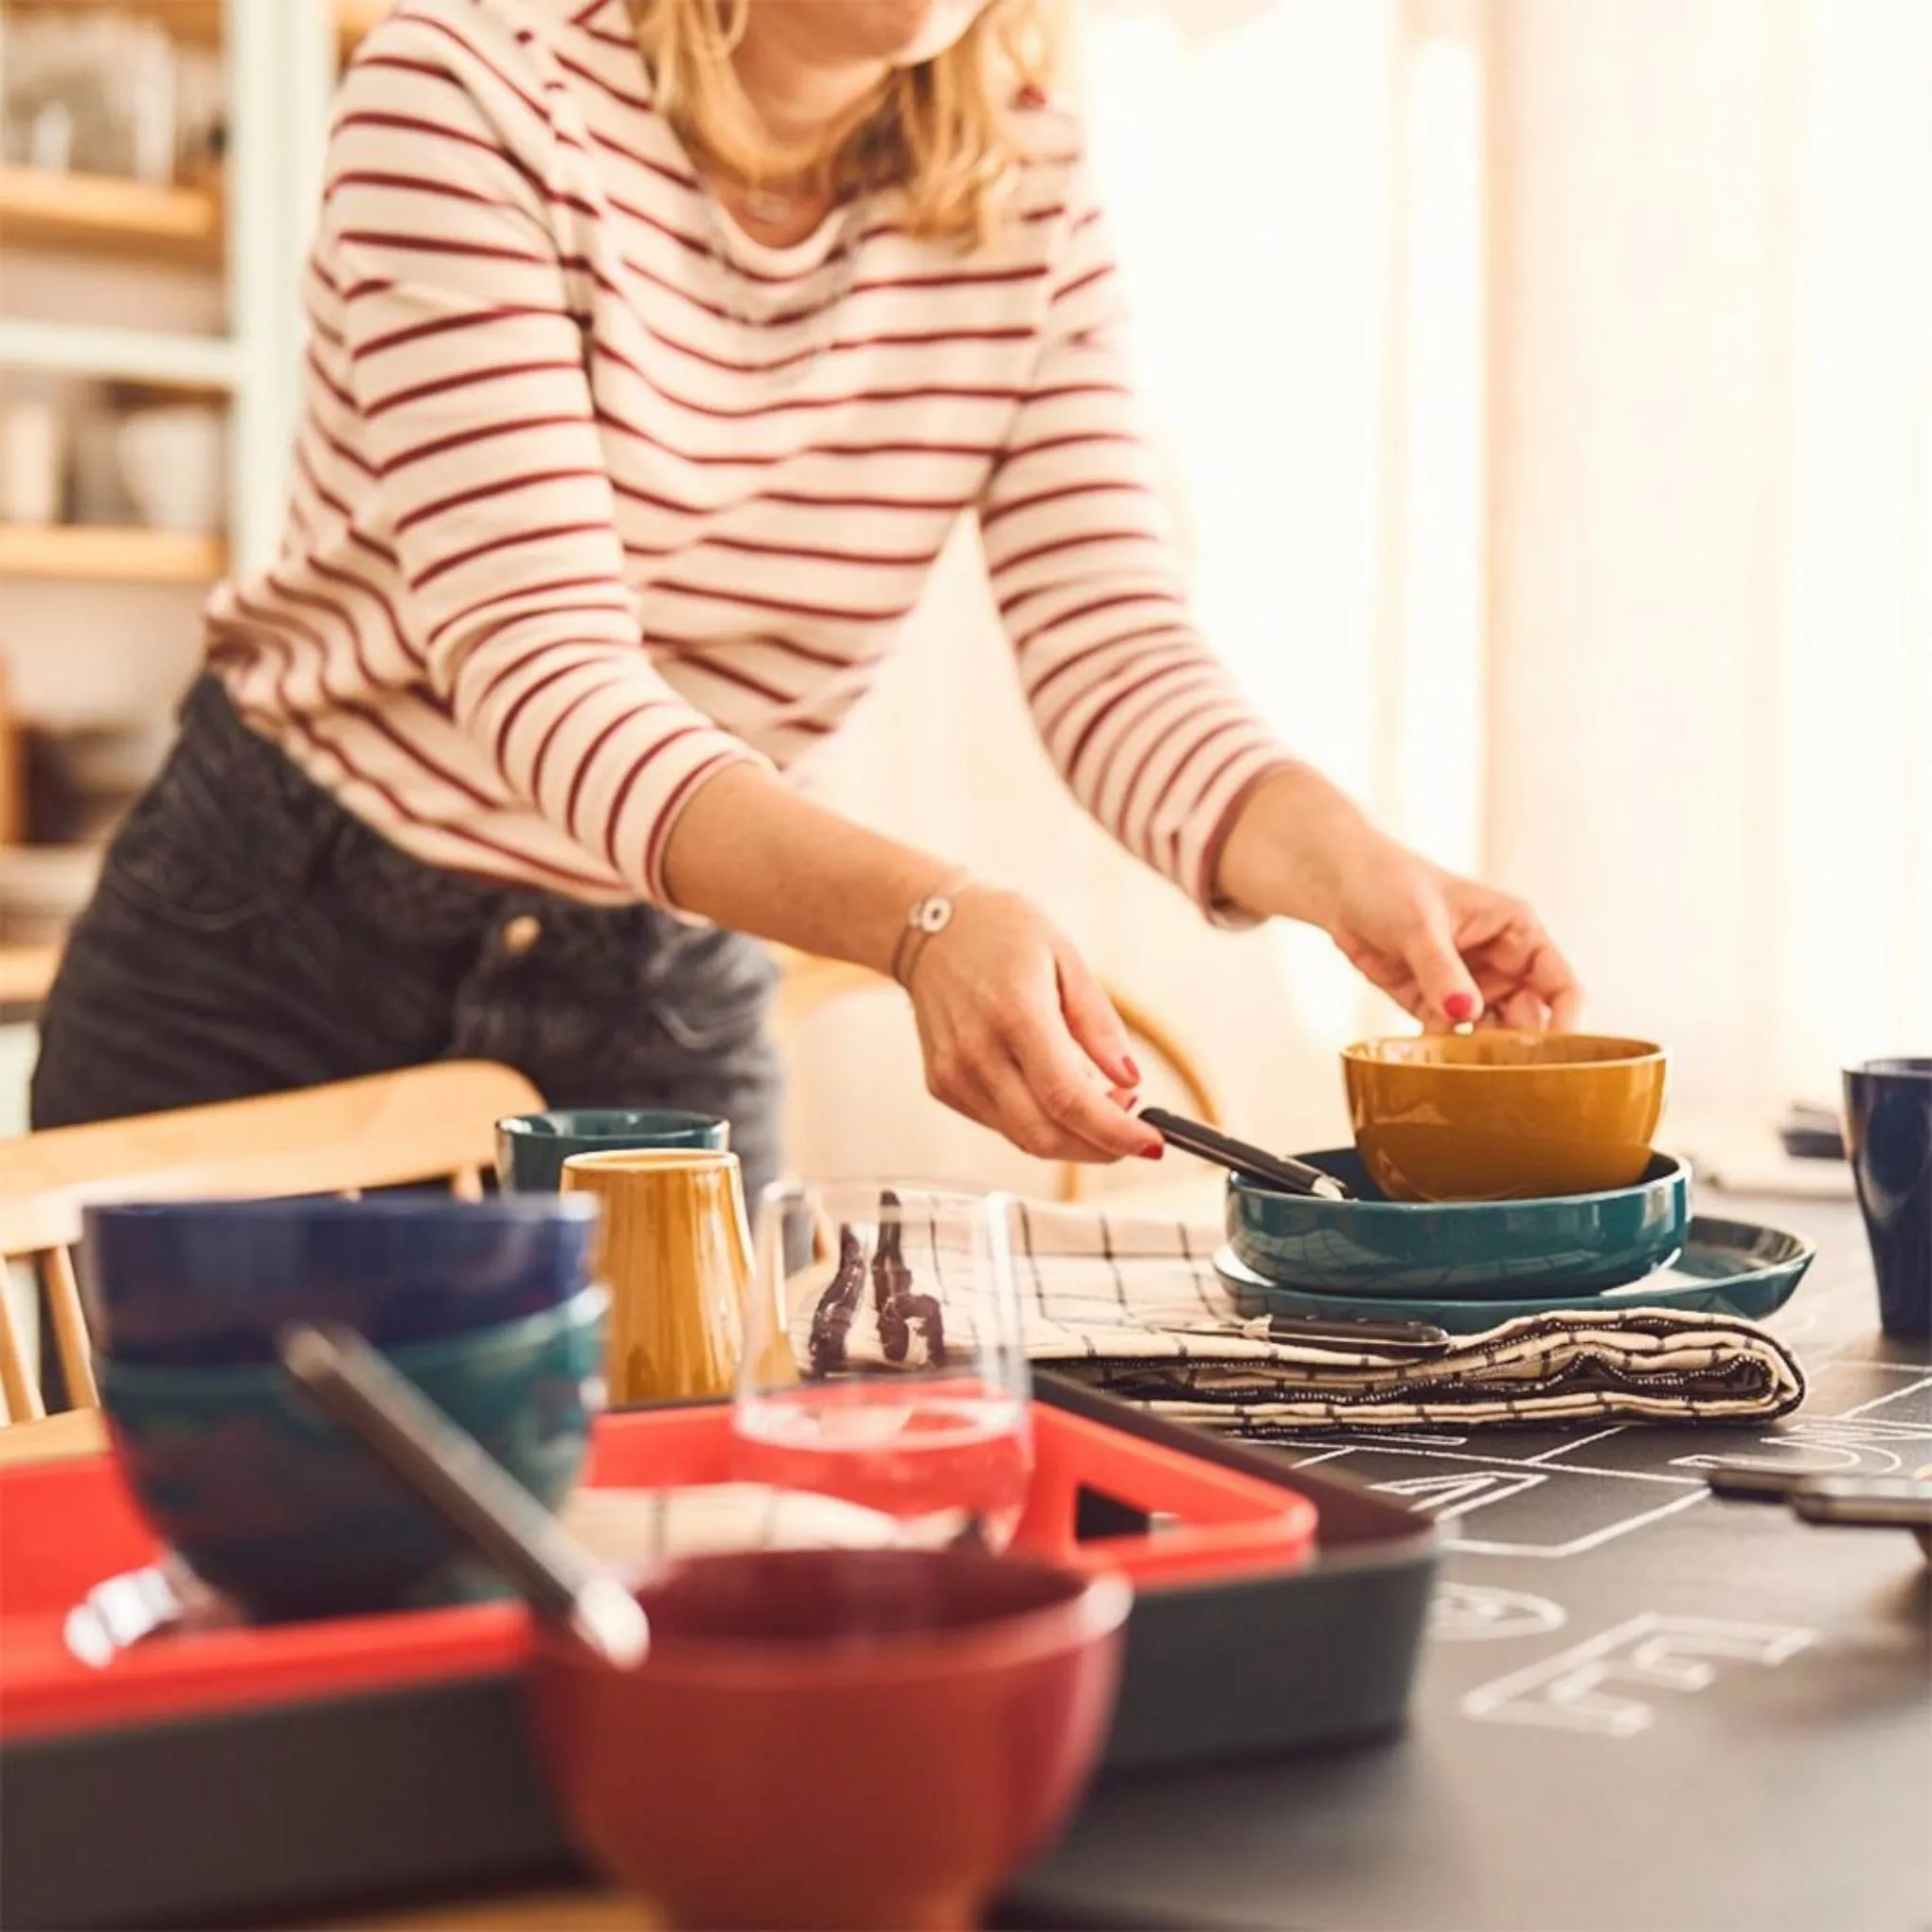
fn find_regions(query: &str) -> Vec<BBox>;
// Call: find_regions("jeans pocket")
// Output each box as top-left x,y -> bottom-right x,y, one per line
100,784 -> 276,935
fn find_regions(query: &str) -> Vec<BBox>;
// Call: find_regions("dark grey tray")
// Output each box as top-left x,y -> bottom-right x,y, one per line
1042,1376 -> 1437,1770
0,1380 -> 1435,1930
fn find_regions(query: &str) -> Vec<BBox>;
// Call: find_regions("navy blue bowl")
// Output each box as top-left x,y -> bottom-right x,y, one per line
99,1286 -> 607,1621
82,1194 -> 600,1367
1226,1148 -> 1690,1297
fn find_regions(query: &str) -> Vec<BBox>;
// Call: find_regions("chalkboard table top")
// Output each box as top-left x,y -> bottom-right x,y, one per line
1008,1190 -> 1932,1932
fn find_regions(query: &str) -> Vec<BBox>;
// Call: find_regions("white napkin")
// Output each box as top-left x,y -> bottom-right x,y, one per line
800,1196 -> 1805,1433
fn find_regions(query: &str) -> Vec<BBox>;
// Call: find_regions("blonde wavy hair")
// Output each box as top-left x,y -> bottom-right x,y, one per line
623,0 -> 1064,245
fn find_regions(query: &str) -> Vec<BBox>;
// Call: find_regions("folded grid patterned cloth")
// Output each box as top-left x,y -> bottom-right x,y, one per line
800,1194 -> 1806,1433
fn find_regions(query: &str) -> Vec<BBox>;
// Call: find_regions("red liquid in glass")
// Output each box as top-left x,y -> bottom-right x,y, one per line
733,1382 -> 1031,1549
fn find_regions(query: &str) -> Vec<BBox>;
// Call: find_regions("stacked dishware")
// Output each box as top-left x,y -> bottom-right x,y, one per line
1144,1033 -> 1816,1333
81,1194 -> 606,1621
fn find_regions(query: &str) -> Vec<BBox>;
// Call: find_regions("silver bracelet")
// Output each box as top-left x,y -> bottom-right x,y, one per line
890,872 -> 974,987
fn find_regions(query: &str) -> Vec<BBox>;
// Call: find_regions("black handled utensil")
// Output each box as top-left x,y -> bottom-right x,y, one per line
1175,1312 -> 1452,1358
1790,1476 -> 1932,1530
1705,1463 -> 1932,1558
1705,1465 -> 1932,1512
1139,1108 -> 1354,1201
1703,1464 -> 1819,1502
280,1323 -> 649,1669
1263,1312 -> 1452,1357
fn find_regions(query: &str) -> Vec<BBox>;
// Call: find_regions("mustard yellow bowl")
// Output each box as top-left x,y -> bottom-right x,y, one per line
1342,1032 -> 1669,1203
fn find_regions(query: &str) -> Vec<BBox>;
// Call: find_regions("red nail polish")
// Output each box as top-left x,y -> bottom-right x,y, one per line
1140,1141 -> 1164,1161
1444,993 -> 1476,1022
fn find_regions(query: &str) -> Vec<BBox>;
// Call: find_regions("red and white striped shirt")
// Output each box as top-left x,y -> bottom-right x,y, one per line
207,0 -> 1287,911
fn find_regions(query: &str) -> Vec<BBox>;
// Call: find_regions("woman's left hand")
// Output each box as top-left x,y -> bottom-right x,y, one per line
1320,840 -> 1584,1032
1216,765 -> 1583,1032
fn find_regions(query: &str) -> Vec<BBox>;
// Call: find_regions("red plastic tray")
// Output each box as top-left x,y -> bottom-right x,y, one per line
0,1401 -> 1314,1745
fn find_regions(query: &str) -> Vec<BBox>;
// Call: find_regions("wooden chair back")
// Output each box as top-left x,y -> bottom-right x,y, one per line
0,1060 -> 544,1431
0,1189 -> 82,1428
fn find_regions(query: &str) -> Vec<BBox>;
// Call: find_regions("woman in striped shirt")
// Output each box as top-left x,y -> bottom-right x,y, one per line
32,0 -> 1581,1197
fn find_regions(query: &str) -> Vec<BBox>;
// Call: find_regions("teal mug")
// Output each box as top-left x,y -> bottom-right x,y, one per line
496,1107 -> 728,1194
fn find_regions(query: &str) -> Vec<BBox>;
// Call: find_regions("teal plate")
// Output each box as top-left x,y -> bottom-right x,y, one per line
1215,1215 -> 1814,1335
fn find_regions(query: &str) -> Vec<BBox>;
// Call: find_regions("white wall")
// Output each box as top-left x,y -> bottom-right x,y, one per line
1484,0 -> 1932,1118
1485,0 -> 1800,1114
1767,0 -> 1932,1094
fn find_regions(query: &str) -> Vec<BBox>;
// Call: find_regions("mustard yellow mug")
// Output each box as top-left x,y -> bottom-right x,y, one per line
561,1148 -> 755,1404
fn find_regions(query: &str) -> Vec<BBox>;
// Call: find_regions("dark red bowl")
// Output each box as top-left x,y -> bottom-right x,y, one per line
527,1547 -> 1130,1932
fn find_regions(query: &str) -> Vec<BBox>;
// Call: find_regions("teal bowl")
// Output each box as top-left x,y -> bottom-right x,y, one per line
496,1108 -> 728,1193
1226,1149 -> 1690,1297
98,1286 -> 607,1622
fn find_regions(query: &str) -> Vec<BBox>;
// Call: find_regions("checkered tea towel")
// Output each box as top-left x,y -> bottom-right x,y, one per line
800,1194 -> 1805,1433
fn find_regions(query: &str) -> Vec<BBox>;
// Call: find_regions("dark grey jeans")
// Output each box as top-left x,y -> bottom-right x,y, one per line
30,679 -> 782,1203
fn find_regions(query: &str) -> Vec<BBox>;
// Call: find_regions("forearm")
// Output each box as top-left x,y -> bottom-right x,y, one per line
1211,761 -> 1380,929
659,764 -> 951,976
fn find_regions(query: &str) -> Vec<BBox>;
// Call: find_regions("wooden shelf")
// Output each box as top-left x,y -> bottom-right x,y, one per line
0,317 -> 237,390
10,2 -> 387,53
8,3 -> 223,49
0,524 -> 226,584
0,943 -> 60,1011
0,166 -> 221,261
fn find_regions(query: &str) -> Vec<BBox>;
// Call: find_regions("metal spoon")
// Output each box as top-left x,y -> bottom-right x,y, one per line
279,1323 -> 649,1668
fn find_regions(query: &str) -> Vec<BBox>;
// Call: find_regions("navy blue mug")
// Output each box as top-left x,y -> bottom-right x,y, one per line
1842,1058 -> 1932,1340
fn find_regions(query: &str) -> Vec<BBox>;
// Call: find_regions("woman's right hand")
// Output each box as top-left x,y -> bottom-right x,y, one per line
903,888 -> 1163,1164
657,766 -> 1160,1163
